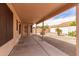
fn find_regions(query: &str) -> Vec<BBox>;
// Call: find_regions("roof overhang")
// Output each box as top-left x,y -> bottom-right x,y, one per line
37,3 -> 76,24
12,3 -> 76,24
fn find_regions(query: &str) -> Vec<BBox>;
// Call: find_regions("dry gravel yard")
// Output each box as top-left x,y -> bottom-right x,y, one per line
45,33 -> 76,45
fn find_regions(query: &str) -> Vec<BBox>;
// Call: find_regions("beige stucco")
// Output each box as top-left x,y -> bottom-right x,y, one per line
22,23 -> 28,37
22,24 -> 32,37
76,4 -> 79,56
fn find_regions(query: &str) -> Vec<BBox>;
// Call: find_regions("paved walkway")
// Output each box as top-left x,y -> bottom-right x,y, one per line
9,35 -> 67,56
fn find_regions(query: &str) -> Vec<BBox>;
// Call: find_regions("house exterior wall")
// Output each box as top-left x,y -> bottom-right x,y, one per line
0,4 -> 21,56
22,23 -> 32,37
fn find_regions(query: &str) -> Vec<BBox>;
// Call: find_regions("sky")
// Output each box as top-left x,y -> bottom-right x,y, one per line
33,6 -> 76,27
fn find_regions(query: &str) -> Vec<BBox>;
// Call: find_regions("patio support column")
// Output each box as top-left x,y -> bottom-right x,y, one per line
77,4 -> 79,55
35,24 -> 37,34
21,22 -> 24,38
21,22 -> 23,37
27,24 -> 32,36
42,21 -> 44,40
30,25 -> 32,33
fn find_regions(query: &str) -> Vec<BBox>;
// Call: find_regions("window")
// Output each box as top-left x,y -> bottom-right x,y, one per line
0,4 -> 13,46
16,20 -> 18,31
19,23 -> 21,34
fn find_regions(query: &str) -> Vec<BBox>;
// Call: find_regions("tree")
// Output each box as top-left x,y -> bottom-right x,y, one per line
40,25 -> 50,35
40,25 -> 49,29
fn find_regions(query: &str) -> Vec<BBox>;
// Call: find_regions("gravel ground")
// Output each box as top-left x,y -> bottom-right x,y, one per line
36,33 -> 76,56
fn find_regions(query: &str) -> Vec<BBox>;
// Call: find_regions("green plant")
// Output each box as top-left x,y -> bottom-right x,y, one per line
55,28 -> 62,36
40,25 -> 49,29
40,25 -> 50,32
40,29 -> 45,35
68,31 -> 76,37
69,21 -> 76,26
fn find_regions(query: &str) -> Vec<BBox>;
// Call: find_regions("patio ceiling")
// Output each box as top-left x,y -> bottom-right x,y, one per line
12,3 -> 75,24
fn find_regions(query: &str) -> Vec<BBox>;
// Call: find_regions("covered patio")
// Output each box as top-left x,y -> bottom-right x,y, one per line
0,3 -> 78,56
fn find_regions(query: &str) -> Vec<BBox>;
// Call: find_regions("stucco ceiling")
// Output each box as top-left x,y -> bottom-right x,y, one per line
12,3 -> 75,24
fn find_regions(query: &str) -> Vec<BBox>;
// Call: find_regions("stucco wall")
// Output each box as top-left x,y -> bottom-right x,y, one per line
76,4 -> 79,56
22,23 -> 32,37
0,4 -> 21,56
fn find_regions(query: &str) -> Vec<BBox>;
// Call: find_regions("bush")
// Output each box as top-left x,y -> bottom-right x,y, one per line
69,21 -> 76,26
55,28 -> 62,36
68,31 -> 76,37
40,25 -> 49,29
40,28 -> 46,35
40,25 -> 50,33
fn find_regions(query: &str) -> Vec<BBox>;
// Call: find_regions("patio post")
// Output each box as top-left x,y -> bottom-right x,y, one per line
35,24 -> 37,34
76,4 -> 79,56
21,22 -> 23,38
42,21 -> 44,40
30,25 -> 32,33
27,24 -> 32,36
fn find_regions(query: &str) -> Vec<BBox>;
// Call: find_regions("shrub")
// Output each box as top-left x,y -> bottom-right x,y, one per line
69,21 -> 76,26
68,31 -> 76,37
55,28 -> 62,36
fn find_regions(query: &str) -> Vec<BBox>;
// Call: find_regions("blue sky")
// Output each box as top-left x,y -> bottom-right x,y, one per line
53,6 -> 76,19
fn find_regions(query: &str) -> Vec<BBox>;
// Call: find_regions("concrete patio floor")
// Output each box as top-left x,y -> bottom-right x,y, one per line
9,35 -> 68,56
